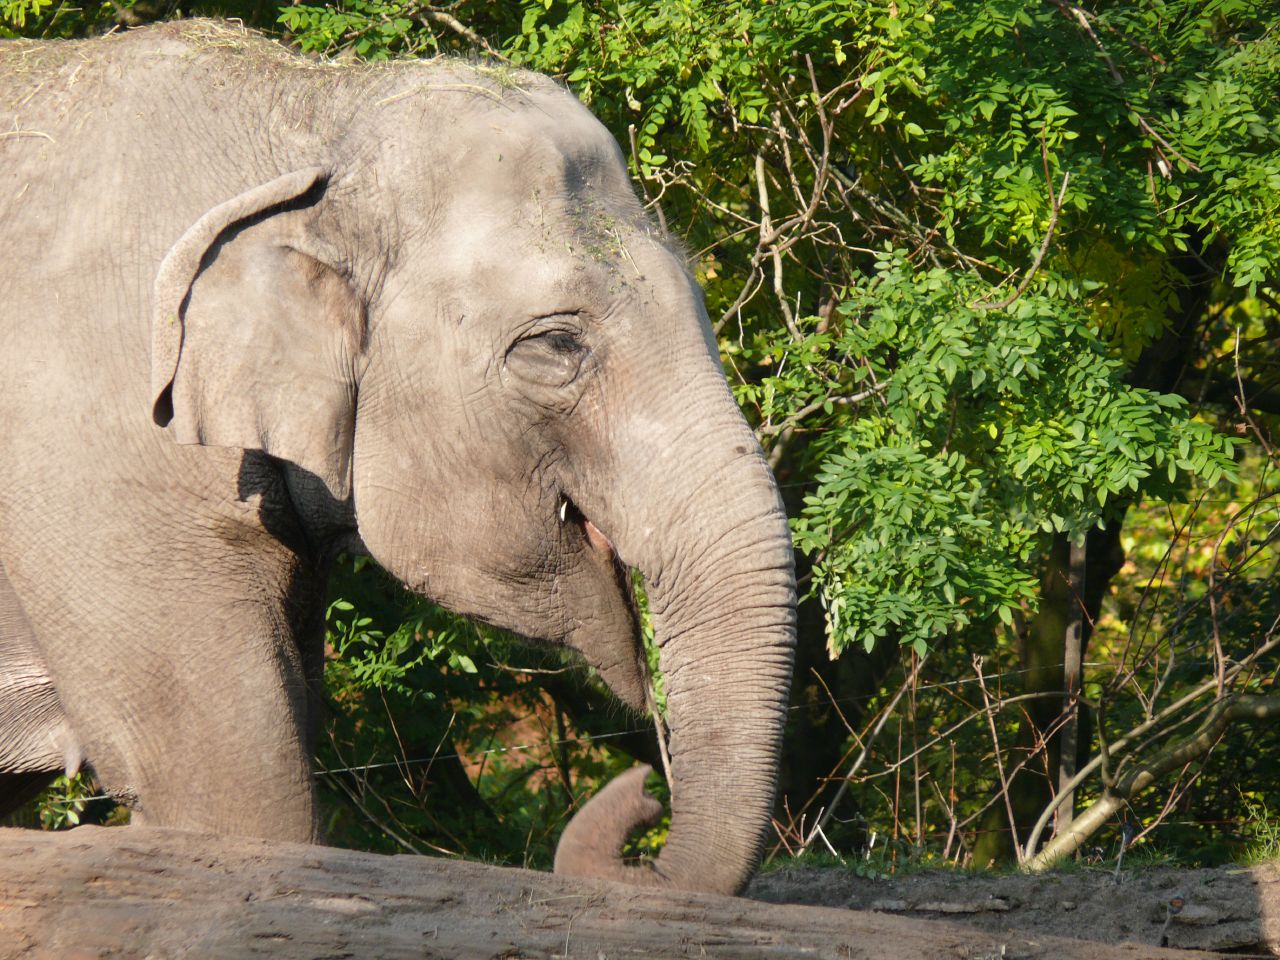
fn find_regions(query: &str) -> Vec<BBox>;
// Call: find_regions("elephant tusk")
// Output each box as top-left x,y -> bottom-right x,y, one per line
559,499 -> 568,523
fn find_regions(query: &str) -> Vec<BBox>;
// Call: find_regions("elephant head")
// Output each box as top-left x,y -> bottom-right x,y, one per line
148,65 -> 795,895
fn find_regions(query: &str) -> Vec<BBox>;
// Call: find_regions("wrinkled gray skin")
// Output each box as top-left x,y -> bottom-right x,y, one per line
554,764 -> 664,878
0,22 -> 795,895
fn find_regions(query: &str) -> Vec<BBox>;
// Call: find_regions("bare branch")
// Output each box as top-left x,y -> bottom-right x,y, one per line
1023,629 -> 1280,859
756,153 -> 800,339
797,655 -> 925,855
974,656 -> 1024,864
416,7 -> 508,61
758,383 -> 889,438
627,123 -> 668,236
1027,695 -> 1280,870
971,171 -> 1070,311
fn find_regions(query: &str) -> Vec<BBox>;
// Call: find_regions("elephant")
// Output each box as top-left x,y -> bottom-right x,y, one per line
0,20 -> 796,895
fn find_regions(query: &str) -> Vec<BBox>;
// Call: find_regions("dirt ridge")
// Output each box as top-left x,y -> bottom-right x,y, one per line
749,861 -> 1280,955
0,825 -> 1223,959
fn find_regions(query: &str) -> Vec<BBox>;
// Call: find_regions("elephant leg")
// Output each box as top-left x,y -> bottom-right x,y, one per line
4,536 -> 327,841
0,560 -> 77,819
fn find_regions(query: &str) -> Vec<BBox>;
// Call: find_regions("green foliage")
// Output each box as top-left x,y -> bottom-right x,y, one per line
916,1 -> 1280,295
0,0 -> 48,30
278,3 -> 424,59
631,573 -> 665,716
327,558 -> 481,699
489,0 -> 1269,657
507,1 -> 925,173
0,0 -> 131,38
778,253 -> 1236,655
272,0 -> 526,59
317,556 -> 644,866
1238,791 -> 1280,863
33,773 -> 93,829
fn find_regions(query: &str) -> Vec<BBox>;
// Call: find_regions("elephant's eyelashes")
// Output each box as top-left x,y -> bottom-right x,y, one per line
504,328 -> 590,391
544,332 -> 581,354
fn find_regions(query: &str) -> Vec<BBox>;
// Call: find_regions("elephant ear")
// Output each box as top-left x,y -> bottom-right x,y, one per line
151,167 -> 362,500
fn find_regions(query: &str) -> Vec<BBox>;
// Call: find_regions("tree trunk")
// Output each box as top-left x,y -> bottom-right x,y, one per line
1056,537 -> 1087,834
972,526 -> 1124,866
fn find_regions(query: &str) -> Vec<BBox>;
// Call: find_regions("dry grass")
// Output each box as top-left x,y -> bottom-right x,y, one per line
2,18 -> 539,114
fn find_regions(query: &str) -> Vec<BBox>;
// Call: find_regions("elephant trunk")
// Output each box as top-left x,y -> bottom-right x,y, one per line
558,375 -> 797,896
645,504 -> 796,895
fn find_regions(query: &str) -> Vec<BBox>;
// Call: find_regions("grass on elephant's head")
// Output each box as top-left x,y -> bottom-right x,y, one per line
0,35 -> 93,85
468,60 -> 532,90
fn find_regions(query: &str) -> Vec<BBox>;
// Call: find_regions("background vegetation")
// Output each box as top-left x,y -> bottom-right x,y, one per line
6,0 -> 1280,873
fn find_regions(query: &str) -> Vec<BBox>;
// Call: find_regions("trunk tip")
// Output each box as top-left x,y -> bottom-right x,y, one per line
554,764 -> 662,880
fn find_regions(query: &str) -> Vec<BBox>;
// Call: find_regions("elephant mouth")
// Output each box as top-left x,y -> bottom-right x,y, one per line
583,514 -> 618,557
557,493 -> 650,712
559,495 -> 619,561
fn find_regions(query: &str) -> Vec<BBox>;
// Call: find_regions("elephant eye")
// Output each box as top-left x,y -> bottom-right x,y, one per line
544,332 -> 582,354
504,327 -> 590,391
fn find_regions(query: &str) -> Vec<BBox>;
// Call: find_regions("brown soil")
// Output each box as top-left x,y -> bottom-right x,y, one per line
0,825 -> 1242,959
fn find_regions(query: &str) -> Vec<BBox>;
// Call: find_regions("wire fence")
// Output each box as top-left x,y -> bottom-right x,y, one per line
33,661 -> 1048,807
31,652 -> 1258,803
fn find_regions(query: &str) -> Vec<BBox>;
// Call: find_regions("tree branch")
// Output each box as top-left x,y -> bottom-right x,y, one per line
758,383 -> 889,438
971,171 -> 1070,311
1023,630 -> 1280,860
1026,695 -> 1280,870
416,6 -> 507,61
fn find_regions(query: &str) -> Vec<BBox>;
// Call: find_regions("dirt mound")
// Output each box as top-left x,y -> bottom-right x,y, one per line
0,825 -> 1223,959
749,861 -> 1280,955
